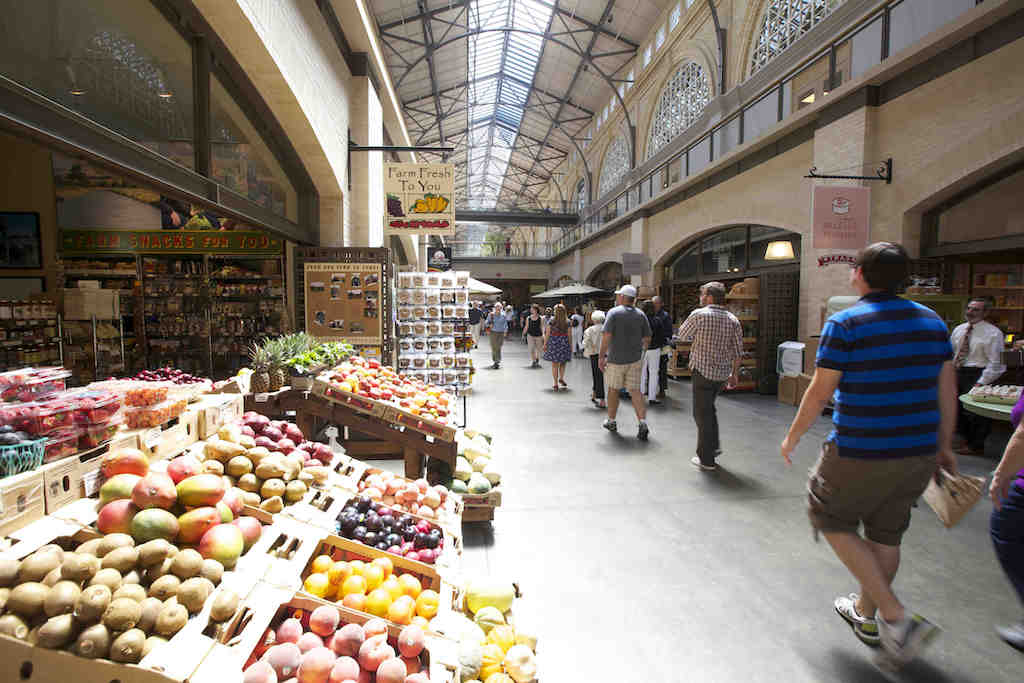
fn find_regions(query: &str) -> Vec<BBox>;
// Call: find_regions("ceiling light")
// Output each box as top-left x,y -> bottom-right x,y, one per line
69,87 -> 86,96
764,240 -> 795,260
158,90 -> 173,98
801,93 -> 815,104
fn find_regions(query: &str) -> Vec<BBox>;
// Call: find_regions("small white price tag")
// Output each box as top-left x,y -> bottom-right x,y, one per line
82,468 -> 102,497
144,428 -> 162,450
255,393 -> 269,403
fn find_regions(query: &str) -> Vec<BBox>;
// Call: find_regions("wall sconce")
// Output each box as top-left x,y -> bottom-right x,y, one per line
764,240 -> 795,260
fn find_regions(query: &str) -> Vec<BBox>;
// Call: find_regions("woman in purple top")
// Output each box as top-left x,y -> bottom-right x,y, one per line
990,391 -> 1024,651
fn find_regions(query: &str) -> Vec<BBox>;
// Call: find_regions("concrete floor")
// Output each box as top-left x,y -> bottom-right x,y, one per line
444,340 -> 1021,682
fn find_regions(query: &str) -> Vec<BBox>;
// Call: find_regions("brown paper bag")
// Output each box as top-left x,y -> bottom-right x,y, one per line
922,469 -> 986,528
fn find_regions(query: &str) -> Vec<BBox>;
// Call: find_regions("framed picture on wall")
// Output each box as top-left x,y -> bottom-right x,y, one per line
0,212 -> 42,268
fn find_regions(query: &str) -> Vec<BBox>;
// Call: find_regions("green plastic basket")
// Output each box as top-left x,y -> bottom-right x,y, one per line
0,438 -> 46,478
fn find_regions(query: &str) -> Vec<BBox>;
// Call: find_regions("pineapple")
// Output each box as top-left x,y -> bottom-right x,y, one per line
265,338 -> 287,391
249,343 -> 271,393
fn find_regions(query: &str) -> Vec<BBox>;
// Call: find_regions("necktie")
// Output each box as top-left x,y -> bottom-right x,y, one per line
955,324 -> 973,368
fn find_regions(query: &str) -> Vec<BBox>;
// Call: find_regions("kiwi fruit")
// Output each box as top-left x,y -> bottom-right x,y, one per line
123,569 -> 142,585
0,587 -> 9,612
74,538 -> 103,556
61,552 -> 100,583
199,559 -> 224,585
260,496 -> 284,513
137,597 -> 164,633
155,602 -> 189,636
42,566 -> 64,587
145,557 -> 174,584
149,574 -> 181,601
74,584 -> 112,623
0,557 -> 19,587
137,539 -> 174,568
237,473 -> 260,493
113,583 -> 147,603
102,546 -> 139,573
170,549 -> 203,580
210,590 -> 239,622
18,551 -> 62,583
97,533 -> 135,558
177,577 -> 210,614
110,628 -> 146,663
102,597 -> 142,631
44,581 -> 81,617
6,582 -> 49,619
204,460 -> 225,475
88,568 -> 123,592
74,623 -> 112,659
37,613 -> 79,649
143,634 -> 168,657
0,614 -> 30,640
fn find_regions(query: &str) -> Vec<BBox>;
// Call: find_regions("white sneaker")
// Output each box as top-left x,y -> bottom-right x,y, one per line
834,594 -> 880,647
877,613 -> 941,670
690,456 -> 717,471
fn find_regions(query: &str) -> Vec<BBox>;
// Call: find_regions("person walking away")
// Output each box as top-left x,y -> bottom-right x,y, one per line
519,308 -> 529,341
570,307 -> 585,358
504,238 -> 511,256
950,297 -> 1006,455
599,285 -> 652,440
523,305 -> 545,368
990,391 -> 1024,651
504,305 -> 516,335
677,282 -> 743,470
468,303 -> 483,349
653,296 -> 672,398
543,304 -> 573,389
484,303 -> 509,369
780,242 -> 956,672
583,310 -> 606,407
641,299 -> 668,405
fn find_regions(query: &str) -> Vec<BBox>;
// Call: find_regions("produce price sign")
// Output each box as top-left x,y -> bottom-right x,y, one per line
303,263 -> 382,346
383,163 -> 455,236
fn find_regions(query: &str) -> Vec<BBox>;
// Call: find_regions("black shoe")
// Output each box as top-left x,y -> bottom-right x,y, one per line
489,363 -> 500,369
637,422 -> 649,441
648,399 -> 662,405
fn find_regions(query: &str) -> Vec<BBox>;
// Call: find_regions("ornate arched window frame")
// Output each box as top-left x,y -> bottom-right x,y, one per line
644,61 -> 711,161
574,178 -> 587,213
749,0 -> 846,76
598,132 -> 631,198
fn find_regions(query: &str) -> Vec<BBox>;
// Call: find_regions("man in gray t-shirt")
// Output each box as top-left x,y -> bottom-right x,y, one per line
599,285 -> 652,440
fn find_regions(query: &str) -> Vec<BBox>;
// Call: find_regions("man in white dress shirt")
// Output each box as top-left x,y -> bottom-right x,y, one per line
950,297 -> 1006,455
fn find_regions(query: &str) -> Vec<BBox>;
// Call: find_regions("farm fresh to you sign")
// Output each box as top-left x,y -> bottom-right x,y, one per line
383,163 -> 455,236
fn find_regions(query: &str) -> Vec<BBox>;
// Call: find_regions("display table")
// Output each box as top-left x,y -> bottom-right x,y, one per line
959,394 -> 1014,422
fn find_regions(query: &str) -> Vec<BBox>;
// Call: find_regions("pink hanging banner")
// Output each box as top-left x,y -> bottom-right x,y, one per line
812,185 -> 870,250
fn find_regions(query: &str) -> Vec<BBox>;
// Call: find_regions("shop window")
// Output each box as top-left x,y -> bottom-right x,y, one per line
701,227 -> 747,274
750,226 -> 801,268
211,75 -> 297,221
670,242 -> 700,281
750,0 -> 846,76
646,62 -> 711,161
0,0 -> 194,168
889,0 -> 976,57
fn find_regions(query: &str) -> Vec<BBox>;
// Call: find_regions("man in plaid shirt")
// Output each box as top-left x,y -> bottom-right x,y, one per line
677,281 -> 743,471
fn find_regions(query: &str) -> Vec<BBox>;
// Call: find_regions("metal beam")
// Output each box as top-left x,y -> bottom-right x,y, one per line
417,0 -> 446,149
378,1 -> 471,31
535,0 -> 638,48
455,209 -> 578,226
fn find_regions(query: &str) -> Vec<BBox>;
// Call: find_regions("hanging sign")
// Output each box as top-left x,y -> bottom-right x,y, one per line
426,246 -> 452,272
303,263 -> 382,346
622,252 -> 652,276
812,186 -> 870,250
384,163 -> 455,236
817,253 -> 858,268
59,229 -> 283,255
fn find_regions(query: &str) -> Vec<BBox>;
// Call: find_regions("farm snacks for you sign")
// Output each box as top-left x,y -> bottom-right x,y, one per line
383,163 -> 455,236
303,262 -> 383,346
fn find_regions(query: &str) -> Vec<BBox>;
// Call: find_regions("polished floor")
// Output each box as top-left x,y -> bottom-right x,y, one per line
445,339 -> 1020,682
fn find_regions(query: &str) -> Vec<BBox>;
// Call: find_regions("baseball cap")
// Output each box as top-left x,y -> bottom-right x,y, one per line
614,284 -> 637,298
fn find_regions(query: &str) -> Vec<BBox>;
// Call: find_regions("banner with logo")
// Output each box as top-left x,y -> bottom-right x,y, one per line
426,246 -> 452,272
812,185 -> 870,250
384,163 -> 455,236
60,229 -> 283,255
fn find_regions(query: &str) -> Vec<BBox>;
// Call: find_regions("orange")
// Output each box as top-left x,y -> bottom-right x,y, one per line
415,589 -> 439,619
328,560 -> 352,586
371,556 -> 394,579
341,574 -> 368,597
398,574 -> 422,599
341,593 -> 366,612
311,554 -> 334,574
303,572 -> 330,598
387,597 -> 414,625
381,575 -> 403,602
365,588 -> 393,617
411,616 -> 430,630
363,564 -> 385,592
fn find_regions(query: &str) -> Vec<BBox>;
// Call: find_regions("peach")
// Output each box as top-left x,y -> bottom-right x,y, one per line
309,605 -> 340,637
327,656 -> 360,683
297,647 -> 336,683
297,632 -> 324,654
404,674 -> 430,683
376,658 -> 407,683
397,626 -> 424,659
264,643 -> 302,680
357,635 -> 393,672
276,618 -> 303,644
328,623 -> 365,657
244,661 -> 278,683
401,657 -> 421,675
363,618 -> 388,639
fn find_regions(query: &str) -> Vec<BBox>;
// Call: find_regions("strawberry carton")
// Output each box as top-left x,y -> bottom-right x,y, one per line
68,390 -> 122,425
42,427 -> 80,462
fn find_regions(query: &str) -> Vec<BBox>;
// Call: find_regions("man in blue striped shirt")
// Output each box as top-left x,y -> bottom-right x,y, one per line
781,242 -> 958,672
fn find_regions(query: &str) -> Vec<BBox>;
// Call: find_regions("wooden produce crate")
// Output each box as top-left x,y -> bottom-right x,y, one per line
461,505 -> 496,522
355,467 -> 464,529
0,468 -> 45,537
331,452 -> 369,490
383,405 -> 457,443
190,393 -> 245,440
312,377 -> 389,418
245,515 -> 325,591
191,584 -> 459,683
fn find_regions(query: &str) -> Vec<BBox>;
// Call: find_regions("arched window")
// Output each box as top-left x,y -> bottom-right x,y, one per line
750,0 -> 846,75
575,178 -> 587,213
598,133 -> 630,198
645,62 -> 711,161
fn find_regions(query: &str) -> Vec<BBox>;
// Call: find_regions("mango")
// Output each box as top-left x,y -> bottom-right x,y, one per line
99,475 -> 142,506
176,474 -> 227,508
101,449 -> 149,479
97,500 -> 139,536
131,473 -> 177,510
215,501 -> 234,523
130,509 -> 180,544
198,524 -> 244,569
177,508 -> 221,545
232,517 -> 262,551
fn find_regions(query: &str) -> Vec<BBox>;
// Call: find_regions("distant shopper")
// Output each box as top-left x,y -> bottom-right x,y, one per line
543,303 -> 573,390
677,282 -> 743,470
641,299 -> 668,406
653,296 -> 672,398
780,242 -> 956,671
519,308 -> 529,338
990,392 -> 1024,652
951,297 -> 1006,455
570,306 -> 585,358
468,303 -> 483,348
505,238 -> 511,256
583,310 -> 607,408
523,304 -> 545,368
484,303 -> 509,369
599,285 -> 652,441
504,305 -> 516,334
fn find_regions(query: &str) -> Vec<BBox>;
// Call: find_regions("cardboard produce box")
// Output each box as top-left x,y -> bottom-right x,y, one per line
40,456 -> 82,513
0,469 -> 45,536
192,393 -> 244,439
778,374 -> 800,406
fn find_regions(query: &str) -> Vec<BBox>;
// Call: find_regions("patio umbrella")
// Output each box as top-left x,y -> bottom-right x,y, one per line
467,277 -> 502,295
532,283 -> 607,299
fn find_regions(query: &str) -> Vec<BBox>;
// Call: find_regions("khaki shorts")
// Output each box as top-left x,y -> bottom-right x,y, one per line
604,360 -> 643,393
807,442 -> 936,546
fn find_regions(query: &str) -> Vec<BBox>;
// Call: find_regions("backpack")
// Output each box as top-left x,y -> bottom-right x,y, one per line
571,316 -> 580,327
